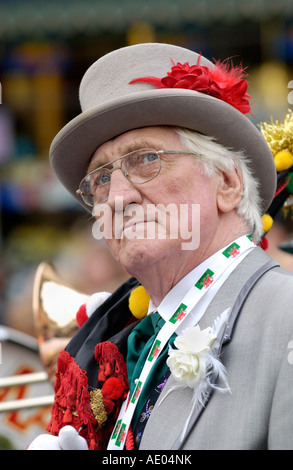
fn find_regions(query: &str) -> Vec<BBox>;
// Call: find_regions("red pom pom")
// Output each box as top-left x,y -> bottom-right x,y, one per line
102,377 -> 124,400
76,303 -> 88,328
259,236 -> 269,250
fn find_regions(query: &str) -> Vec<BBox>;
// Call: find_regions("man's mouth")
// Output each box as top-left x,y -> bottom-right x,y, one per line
122,220 -> 152,236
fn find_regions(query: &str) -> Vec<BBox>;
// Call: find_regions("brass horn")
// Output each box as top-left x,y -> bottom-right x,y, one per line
32,261 -> 89,383
0,262 -> 89,412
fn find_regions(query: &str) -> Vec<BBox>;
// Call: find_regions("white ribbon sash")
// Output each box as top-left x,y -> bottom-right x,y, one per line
107,235 -> 256,449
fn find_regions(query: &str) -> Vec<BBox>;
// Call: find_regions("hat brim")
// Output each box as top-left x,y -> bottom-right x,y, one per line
50,87 -> 276,213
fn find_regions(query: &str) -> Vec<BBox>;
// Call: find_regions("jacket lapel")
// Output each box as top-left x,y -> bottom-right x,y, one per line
198,247 -> 272,330
140,247 -> 276,450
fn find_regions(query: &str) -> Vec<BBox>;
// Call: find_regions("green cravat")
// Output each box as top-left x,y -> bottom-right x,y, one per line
126,312 -> 176,428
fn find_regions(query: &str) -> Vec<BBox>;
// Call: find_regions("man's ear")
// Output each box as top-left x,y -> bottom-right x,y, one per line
216,168 -> 243,213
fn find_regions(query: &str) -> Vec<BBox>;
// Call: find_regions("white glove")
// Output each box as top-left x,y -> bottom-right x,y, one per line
27,425 -> 89,450
27,433 -> 61,450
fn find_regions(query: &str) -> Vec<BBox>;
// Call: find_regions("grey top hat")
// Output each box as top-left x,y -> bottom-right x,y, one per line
49,42 -> 276,213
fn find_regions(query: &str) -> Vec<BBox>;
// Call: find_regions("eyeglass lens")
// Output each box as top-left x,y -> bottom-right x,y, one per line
81,149 -> 161,206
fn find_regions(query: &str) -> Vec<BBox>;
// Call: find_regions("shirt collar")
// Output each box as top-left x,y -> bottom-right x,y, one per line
147,236 -> 254,323
147,248 -> 222,322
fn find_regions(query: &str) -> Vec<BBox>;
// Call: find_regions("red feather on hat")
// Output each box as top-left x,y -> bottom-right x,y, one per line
130,56 -> 251,115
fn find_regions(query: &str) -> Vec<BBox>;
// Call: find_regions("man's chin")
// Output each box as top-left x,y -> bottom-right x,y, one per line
114,238 -> 178,273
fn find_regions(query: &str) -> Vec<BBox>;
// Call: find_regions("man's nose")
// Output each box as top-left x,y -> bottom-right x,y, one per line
106,168 -> 143,209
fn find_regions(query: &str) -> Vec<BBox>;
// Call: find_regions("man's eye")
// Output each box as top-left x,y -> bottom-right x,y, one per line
142,152 -> 159,163
100,172 -> 111,184
126,152 -> 158,168
93,171 -> 110,187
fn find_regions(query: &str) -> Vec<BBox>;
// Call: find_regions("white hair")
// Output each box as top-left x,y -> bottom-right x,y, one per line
175,127 -> 263,241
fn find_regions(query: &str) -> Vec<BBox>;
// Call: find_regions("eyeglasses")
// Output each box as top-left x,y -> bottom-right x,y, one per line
76,148 -> 198,207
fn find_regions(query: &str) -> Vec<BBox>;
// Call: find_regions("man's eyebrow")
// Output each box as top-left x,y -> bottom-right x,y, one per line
121,140 -> 159,153
87,158 -> 106,174
87,151 -> 113,174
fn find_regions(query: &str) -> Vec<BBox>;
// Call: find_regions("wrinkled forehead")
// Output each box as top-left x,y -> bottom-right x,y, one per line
88,126 -> 183,172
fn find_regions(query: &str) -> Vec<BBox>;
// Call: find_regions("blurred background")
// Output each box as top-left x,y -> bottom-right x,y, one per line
0,0 -> 293,449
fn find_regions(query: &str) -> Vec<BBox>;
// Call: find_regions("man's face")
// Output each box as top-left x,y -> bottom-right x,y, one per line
90,127 -> 221,277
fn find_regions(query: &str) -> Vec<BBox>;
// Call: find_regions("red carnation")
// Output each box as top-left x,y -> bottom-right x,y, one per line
129,56 -> 251,115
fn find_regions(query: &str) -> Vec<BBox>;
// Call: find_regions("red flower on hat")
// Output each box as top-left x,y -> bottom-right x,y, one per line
129,56 -> 251,115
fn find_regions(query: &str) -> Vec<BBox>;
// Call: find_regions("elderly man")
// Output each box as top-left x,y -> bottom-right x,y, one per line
28,43 -> 293,450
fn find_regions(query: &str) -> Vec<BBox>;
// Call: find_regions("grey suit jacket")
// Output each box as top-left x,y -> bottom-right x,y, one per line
140,247 -> 293,450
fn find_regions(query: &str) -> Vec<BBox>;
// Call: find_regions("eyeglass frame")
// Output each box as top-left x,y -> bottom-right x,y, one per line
76,148 -> 200,207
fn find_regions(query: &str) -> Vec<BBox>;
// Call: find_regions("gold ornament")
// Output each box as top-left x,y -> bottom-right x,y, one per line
259,109 -> 293,158
90,389 -> 108,428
